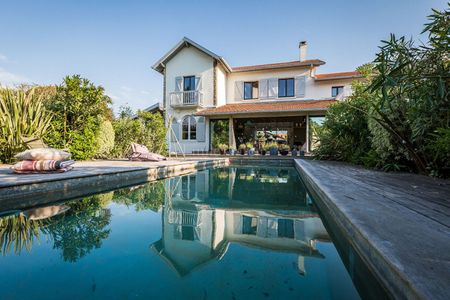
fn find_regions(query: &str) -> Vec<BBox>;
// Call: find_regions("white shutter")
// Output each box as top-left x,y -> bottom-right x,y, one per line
268,78 -> 278,98
343,85 -> 352,98
196,116 -> 206,142
195,76 -> 202,91
175,77 -> 183,92
295,76 -> 306,98
259,79 -> 269,99
195,171 -> 207,200
171,120 -> 180,141
234,81 -> 244,101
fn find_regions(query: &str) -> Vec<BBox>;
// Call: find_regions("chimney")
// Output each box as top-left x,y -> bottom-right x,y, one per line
299,41 -> 307,61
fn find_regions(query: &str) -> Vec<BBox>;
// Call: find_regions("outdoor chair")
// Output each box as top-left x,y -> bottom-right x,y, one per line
128,143 -> 166,162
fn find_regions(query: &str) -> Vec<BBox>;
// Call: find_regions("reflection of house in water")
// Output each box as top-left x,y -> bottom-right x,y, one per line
152,168 -> 330,276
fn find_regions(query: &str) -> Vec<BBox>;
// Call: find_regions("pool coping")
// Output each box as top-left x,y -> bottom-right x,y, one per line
294,159 -> 450,300
0,158 -> 229,212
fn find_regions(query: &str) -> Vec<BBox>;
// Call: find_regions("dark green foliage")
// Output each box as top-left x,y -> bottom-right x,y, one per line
44,75 -> 112,160
314,65 -> 379,166
315,6 -> 450,177
211,120 -> 229,149
42,195 -> 112,262
112,181 -> 165,212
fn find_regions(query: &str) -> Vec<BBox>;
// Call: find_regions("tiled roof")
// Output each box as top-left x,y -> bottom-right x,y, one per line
232,59 -> 325,72
315,71 -> 361,80
196,100 -> 336,116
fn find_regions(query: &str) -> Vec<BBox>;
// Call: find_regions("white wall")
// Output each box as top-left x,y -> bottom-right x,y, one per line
225,68 -> 354,103
165,46 -> 214,153
216,64 -> 227,107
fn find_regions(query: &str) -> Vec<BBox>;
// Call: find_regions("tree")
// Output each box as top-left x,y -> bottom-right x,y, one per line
45,75 -> 112,160
368,6 -> 449,174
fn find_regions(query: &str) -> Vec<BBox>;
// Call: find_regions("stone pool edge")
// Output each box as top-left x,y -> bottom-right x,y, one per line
0,158 -> 229,212
294,159 -> 411,300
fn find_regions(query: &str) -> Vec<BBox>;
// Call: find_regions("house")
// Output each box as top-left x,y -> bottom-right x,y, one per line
152,37 -> 362,154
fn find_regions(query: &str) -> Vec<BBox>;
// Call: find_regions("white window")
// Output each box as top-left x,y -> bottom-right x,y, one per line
182,116 -> 197,140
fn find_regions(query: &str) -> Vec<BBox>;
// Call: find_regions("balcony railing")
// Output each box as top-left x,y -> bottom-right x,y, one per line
170,91 -> 203,108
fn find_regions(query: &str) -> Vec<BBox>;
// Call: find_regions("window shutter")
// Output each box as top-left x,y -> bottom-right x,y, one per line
259,79 -> 269,99
195,76 -> 202,91
196,116 -> 206,142
343,85 -> 352,98
195,171 -> 207,200
295,76 -> 306,98
170,120 -> 180,141
175,77 -> 182,92
234,81 -> 244,101
268,78 -> 278,98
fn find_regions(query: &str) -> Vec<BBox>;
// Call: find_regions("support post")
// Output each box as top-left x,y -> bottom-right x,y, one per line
229,117 -> 236,150
306,113 -> 309,153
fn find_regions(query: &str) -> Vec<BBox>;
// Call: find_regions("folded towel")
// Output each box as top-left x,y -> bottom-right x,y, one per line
11,160 -> 75,173
13,166 -> 73,174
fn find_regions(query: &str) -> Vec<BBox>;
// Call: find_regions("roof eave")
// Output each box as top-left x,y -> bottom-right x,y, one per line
152,37 -> 232,74
314,75 -> 363,81
231,61 -> 325,73
196,107 -> 332,117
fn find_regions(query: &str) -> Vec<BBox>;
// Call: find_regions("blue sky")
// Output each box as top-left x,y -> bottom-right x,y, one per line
0,0 -> 446,112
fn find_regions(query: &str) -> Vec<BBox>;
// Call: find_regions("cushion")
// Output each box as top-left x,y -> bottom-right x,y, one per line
14,148 -> 71,161
131,143 -> 149,154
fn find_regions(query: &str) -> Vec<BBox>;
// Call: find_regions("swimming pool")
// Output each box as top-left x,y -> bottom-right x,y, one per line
0,166 -> 386,299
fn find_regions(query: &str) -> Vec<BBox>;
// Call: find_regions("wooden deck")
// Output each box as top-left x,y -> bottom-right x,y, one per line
295,159 -> 450,300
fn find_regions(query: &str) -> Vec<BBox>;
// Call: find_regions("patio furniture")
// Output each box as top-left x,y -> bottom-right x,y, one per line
128,143 -> 166,161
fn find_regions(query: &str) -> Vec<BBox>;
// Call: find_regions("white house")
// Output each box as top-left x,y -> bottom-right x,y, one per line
152,37 -> 362,154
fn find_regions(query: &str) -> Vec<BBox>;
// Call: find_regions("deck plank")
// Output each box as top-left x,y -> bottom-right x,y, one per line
295,159 -> 450,300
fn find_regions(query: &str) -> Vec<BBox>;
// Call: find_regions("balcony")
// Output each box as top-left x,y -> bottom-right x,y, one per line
170,91 -> 203,108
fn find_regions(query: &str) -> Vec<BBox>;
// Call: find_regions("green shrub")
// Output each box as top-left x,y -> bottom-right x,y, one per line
137,111 -> 167,155
44,75 -> 112,160
111,117 -> 142,158
95,120 -> 115,158
110,108 -> 167,158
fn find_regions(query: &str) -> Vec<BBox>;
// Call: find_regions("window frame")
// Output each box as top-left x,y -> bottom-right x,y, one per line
244,81 -> 258,100
331,86 -> 344,97
183,76 -> 196,91
182,116 -> 197,141
278,78 -> 295,98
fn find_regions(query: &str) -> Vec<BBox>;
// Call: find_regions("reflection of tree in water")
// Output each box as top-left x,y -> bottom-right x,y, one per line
0,193 -> 113,262
42,195 -> 112,263
0,214 -> 41,255
112,180 -> 165,212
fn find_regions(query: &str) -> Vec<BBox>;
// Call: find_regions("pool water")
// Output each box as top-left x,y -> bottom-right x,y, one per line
0,167 -> 373,299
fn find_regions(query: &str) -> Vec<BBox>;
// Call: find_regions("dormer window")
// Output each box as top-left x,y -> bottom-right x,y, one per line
332,86 -> 344,97
278,78 -> 295,97
244,82 -> 258,100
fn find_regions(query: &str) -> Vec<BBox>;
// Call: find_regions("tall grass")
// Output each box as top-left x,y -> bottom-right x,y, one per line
0,87 -> 53,162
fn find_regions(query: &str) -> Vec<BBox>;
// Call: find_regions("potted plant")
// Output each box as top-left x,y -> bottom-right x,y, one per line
268,142 -> 279,156
291,146 -> 298,157
279,144 -> 290,156
238,144 -> 246,155
218,144 -> 228,155
246,142 -> 255,156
